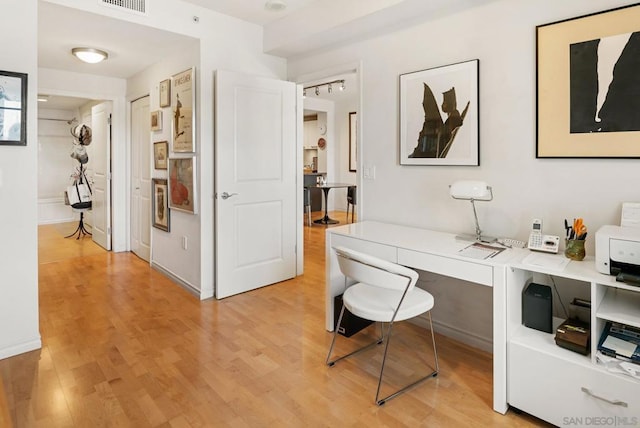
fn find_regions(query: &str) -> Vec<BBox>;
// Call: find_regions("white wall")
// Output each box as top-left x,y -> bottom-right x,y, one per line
288,0 -> 640,350
0,0 -> 40,359
290,0 -> 639,242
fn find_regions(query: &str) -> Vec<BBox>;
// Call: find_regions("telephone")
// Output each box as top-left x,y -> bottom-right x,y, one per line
528,219 -> 560,253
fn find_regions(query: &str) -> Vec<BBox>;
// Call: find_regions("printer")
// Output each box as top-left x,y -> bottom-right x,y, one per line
596,225 -> 640,284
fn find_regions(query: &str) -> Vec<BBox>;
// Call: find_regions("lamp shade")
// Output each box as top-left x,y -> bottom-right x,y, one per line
449,180 -> 492,200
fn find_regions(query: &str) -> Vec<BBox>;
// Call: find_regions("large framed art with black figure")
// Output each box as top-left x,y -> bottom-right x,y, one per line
537,3 -> 640,158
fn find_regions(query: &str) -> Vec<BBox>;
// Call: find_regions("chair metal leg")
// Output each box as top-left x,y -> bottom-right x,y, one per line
326,307 -> 383,367
374,312 -> 439,406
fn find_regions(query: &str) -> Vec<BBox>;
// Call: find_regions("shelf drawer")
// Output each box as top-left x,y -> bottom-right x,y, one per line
329,234 -> 397,262
509,342 -> 640,426
398,248 -> 493,286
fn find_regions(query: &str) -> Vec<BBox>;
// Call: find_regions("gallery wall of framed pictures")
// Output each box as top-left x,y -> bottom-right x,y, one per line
151,66 -> 197,234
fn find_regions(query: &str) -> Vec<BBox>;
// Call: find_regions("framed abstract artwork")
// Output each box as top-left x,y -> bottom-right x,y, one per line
152,178 -> 170,232
168,157 -> 196,214
399,59 -> 479,166
537,4 -> 640,158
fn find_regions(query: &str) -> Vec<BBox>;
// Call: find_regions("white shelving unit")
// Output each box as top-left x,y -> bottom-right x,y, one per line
507,255 -> 640,425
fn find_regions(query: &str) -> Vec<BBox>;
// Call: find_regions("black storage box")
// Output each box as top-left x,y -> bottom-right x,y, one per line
522,282 -> 552,333
334,294 -> 373,337
556,318 -> 590,355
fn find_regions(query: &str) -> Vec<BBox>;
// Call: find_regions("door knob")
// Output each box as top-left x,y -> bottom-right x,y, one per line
220,192 -> 238,200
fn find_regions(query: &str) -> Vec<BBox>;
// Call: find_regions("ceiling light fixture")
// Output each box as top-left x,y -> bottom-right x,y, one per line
303,79 -> 346,97
71,47 -> 109,64
265,0 -> 287,12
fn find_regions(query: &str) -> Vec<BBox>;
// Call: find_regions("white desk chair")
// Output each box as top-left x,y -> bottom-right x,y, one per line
326,246 -> 439,405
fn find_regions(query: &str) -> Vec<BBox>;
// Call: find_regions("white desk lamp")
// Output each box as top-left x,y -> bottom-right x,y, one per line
449,180 -> 496,243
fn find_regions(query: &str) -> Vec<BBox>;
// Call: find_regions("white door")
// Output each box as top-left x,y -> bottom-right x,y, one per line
215,70 -> 298,299
91,102 -> 112,250
130,96 -> 151,261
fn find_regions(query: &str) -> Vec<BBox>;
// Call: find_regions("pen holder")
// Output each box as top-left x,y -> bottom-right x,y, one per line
565,239 -> 586,261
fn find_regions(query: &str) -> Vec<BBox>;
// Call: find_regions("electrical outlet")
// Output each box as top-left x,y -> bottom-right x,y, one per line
182,236 -> 188,250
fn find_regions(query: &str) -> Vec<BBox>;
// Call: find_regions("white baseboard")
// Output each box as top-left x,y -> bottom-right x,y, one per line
0,338 -> 42,360
38,197 -> 74,225
151,262 -> 201,298
411,315 -> 493,354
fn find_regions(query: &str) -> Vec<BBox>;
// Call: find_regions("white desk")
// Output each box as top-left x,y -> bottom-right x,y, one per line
326,221 -> 640,423
325,221 -> 517,414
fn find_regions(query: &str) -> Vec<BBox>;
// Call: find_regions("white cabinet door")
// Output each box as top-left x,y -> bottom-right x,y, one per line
130,96 -> 151,261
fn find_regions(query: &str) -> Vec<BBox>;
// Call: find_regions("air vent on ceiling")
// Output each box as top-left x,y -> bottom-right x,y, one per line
99,0 -> 147,15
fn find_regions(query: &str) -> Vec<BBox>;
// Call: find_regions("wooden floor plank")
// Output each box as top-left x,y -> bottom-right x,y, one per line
0,213 -> 551,427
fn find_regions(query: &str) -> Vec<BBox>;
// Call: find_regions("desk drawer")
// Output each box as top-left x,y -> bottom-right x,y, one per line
397,248 -> 492,286
509,342 -> 640,426
329,234 -> 397,262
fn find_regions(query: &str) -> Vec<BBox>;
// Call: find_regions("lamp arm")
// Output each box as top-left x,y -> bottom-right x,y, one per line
470,199 -> 482,241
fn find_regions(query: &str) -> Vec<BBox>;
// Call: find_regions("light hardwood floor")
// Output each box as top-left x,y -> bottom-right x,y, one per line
0,214 -> 550,427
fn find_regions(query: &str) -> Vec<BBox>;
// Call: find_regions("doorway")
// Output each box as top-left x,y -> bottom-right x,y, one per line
37,95 -> 112,251
300,70 -> 360,231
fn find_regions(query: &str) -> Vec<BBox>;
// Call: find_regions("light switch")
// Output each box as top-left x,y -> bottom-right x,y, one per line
363,165 -> 376,180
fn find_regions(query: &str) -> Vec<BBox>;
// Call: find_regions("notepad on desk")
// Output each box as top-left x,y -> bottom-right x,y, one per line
458,242 -> 505,260
522,252 -> 570,272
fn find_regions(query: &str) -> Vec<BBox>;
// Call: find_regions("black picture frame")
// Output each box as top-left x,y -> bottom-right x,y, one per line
536,4 -> 640,158
0,70 -> 28,146
349,112 -> 357,172
152,178 -> 170,232
399,59 -> 479,166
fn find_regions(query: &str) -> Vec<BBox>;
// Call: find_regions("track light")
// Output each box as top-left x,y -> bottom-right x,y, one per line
303,79 -> 346,97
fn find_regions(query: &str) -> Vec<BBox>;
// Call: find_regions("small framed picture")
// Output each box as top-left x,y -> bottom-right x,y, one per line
159,78 -> 171,108
151,110 -> 162,131
0,70 -> 28,146
152,178 -> 170,232
153,141 -> 168,170
168,157 -> 196,214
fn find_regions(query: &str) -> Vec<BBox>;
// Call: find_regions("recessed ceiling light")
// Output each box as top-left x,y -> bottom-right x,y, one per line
71,47 -> 109,64
265,0 -> 287,12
